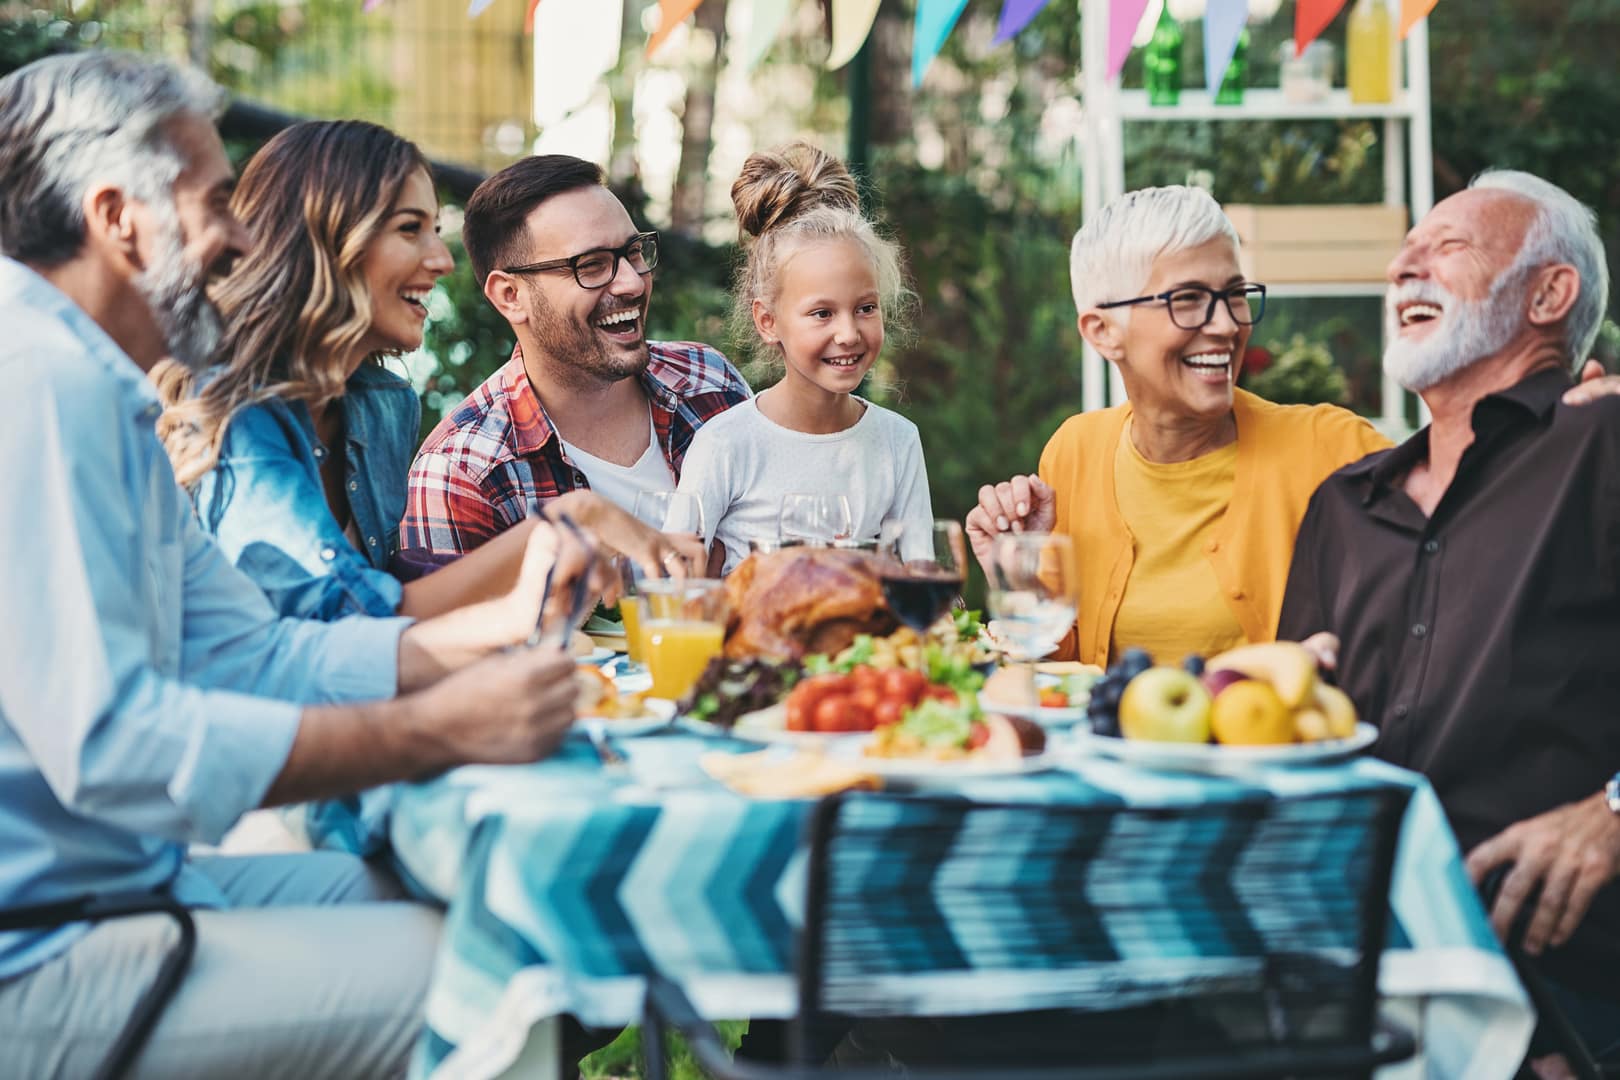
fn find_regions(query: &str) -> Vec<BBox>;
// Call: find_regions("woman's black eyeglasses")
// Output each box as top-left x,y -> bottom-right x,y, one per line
501,231 -> 660,289
1096,282 -> 1268,331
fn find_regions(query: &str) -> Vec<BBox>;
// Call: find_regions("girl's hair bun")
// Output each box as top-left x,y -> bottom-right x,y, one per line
730,141 -> 859,240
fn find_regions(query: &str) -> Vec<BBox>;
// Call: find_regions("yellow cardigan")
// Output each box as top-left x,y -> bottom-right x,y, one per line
1038,389 -> 1391,667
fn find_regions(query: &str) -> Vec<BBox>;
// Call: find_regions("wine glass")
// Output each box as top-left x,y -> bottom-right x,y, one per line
778,493 -> 853,547
633,489 -> 705,537
984,533 -> 1079,662
877,519 -> 967,633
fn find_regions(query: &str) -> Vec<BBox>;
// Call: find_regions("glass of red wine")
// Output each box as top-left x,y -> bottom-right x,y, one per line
877,519 -> 967,633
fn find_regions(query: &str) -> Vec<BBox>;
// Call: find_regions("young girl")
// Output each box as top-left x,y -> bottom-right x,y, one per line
677,143 -> 934,573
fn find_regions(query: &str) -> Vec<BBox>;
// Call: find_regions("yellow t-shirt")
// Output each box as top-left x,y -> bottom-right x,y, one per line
1109,426 -> 1246,666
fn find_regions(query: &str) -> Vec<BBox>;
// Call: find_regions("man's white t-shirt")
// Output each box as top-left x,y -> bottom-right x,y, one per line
557,414 -> 675,515
675,396 -> 935,574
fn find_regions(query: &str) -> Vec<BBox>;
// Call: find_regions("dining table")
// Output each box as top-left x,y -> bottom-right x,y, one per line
391,663 -> 1533,1080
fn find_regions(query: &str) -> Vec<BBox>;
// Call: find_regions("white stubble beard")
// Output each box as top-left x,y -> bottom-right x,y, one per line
131,207 -> 224,373
1382,268 -> 1531,393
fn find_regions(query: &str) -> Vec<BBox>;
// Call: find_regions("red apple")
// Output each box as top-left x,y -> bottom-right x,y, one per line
1201,668 -> 1251,699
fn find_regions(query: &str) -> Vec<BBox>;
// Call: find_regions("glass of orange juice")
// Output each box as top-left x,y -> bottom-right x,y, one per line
638,578 -> 727,702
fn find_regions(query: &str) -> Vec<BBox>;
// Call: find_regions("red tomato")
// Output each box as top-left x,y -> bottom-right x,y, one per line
785,695 -> 813,732
881,668 -> 928,705
966,722 -> 990,749
850,665 -> 883,694
873,698 -> 906,728
1039,688 -> 1069,709
814,695 -> 861,733
847,701 -> 875,732
801,672 -> 852,697
921,685 -> 959,704
851,687 -> 883,715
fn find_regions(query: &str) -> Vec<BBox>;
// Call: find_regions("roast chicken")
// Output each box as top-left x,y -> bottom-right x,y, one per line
723,548 -> 898,660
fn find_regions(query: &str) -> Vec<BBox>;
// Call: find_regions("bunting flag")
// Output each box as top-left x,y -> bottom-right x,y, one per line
362,0 -> 385,13
1294,0 -> 1347,57
1106,0 -> 1152,80
826,0 -> 881,70
743,0 -> 794,70
647,0 -> 706,57
524,0 -> 543,34
466,0 -> 497,16
912,0 -> 972,86
1399,0 -> 1439,37
994,0 -> 1053,44
534,0 -> 622,126
1203,0 -> 1248,93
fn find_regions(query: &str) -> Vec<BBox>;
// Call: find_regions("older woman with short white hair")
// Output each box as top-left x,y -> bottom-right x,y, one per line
967,186 -> 1390,667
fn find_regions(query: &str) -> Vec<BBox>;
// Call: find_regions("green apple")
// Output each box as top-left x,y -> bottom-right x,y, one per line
1119,666 -> 1214,743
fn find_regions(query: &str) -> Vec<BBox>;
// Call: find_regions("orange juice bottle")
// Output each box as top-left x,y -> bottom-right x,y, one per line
1347,0 -> 1395,104
644,620 -> 725,700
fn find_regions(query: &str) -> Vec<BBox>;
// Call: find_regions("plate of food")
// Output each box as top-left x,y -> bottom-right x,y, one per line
1070,642 -> 1377,776
854,696 -> 1054,782
575,667 -> 677,736
977,665 -> 1102,727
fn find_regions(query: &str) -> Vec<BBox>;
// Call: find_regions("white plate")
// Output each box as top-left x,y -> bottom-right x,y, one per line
580,696 -> 677,737
976,694 -> 1088,727
575,647 -> 617,666
682,703 -> 863,747
1070,722 -> 1379,776
845,744 -> 1059,783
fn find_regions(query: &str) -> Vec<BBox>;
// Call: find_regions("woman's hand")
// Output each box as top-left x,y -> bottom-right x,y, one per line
965,475 -> 1057,569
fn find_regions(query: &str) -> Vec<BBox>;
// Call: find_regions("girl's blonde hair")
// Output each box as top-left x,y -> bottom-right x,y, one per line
728,142 -> 913,372
156,120 -> 428,487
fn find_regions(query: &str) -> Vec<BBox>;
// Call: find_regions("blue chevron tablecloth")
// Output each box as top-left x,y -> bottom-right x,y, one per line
392,734 -> 1532,1080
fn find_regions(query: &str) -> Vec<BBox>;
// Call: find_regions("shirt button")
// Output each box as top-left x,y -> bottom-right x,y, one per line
1393,703 -> 1409,719
1423,540 -> 1439,554
1230,588 -> 1245,600
320,547 -> 336,562
1411,623 -> 1428,639
368,536 -> 378,548
1206,540 -> 1220,554
348,480 -> 358,492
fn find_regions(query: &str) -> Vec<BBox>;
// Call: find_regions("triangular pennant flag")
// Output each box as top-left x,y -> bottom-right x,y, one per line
524,0 -> 544,34
994,0 -> 1053,44
827,0 -> 882,70
1203,0 -> 1247,93
1399,0 -> 1439,38
647,0 -> 706,57
912,0 -> 972,86
1106,0 -> 1153,80
362,0 -> 386,13
466,0 -> 497,16
743,0 -> 794,70
1294,0 -> 1347,57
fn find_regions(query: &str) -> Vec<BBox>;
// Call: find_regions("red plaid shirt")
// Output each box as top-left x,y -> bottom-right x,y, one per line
397,341 -> 750,569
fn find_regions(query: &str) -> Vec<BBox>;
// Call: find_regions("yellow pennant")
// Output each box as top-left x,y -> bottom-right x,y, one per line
827,0 -> 883,70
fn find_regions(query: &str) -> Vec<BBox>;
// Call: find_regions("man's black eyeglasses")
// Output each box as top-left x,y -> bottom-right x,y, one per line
501,231 -> 660,289
1097,282 -> 1268,331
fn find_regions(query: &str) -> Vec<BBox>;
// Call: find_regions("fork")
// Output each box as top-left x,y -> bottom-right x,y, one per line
583,719 -> 629,773
526,508 -> 597,649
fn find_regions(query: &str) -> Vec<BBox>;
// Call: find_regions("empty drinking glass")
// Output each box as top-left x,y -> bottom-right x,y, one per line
985,533 -> 1079,662
778,493 -> 853,547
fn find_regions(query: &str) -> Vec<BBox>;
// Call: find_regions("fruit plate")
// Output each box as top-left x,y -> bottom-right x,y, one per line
580,696 -> 678,737
1070,722 -> 1379,776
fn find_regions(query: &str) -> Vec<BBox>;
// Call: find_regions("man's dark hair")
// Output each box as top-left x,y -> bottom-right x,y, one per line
462,154 -> 605,286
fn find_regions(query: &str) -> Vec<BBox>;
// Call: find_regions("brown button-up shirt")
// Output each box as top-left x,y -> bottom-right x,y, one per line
1278,367 -> 1620,992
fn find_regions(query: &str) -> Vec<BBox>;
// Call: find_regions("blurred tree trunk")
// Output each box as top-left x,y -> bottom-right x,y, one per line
670,0 -> 728,234
607,0 -> 642,183
867,1 -> 911,150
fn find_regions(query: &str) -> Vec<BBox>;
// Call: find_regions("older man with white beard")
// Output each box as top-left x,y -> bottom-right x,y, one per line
0,52 -> 595,1079
1278,170 -> 1620,1072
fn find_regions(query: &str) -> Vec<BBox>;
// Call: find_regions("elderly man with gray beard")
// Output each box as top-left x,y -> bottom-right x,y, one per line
1278,170 -> 1620,1075
0,52 -> 597,1079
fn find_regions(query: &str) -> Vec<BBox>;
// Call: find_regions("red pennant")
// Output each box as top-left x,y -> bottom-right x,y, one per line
1294,0 -> 1348,57
524,0 -> 543,34
1399,0 -> 1439,38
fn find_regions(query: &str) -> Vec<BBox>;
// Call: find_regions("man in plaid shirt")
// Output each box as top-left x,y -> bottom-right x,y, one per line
400,155 -> 750,571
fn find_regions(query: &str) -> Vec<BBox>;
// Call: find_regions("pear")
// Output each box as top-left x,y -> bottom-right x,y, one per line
1207,642 -> 1318,709
1293,707 -> 1330,743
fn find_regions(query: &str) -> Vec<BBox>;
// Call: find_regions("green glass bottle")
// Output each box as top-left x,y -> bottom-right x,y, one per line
1215,27 -> 1249,105
1144,4 -> 1183,107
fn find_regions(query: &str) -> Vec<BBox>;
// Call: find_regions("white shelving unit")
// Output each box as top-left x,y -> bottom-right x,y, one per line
1078,0 -> 1435,430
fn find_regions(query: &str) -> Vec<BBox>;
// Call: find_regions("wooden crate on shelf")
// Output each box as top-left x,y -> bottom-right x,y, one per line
1223,204 -> 1409,284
